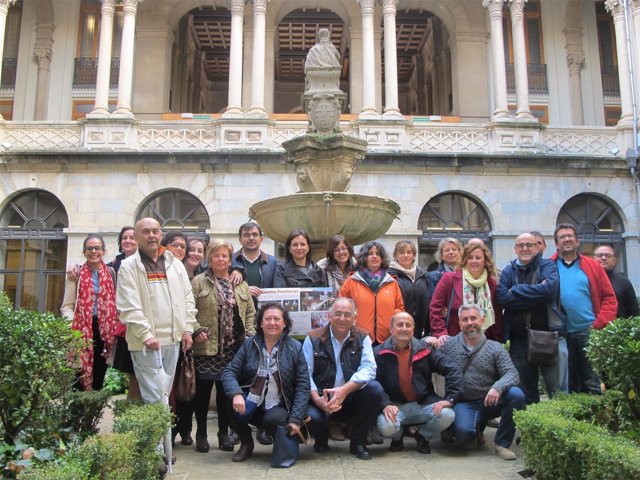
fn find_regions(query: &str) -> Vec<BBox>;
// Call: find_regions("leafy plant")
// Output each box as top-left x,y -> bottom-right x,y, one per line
102,368 -> 128,395
0,292 -> 12,311
0,306 -> 84,445
112,403 -> 171,480
74,432 -> 136,480
587,316 -> 640,423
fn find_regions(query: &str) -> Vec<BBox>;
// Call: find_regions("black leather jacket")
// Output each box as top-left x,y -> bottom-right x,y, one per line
374,336 -> 463,406
222,333 -> 310,425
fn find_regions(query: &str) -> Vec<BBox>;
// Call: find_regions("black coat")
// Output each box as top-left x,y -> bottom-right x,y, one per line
607,270 -> 640,318
222,334 -> 310,425
374,337 -> 463,407
388,266 -> 432,337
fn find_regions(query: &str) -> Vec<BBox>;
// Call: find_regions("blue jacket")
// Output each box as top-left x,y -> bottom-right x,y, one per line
496,254 -> 565,340
231,250 -> 278,288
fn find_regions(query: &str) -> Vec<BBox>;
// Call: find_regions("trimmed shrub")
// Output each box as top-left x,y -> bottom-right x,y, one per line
58,390 -> 112,439
74,432 -> 136,480
587,316 -> 640,425
112,403 -> 171,480
0,306 -> 83,445
16,456 -> 91,480
515,394 -> 640,480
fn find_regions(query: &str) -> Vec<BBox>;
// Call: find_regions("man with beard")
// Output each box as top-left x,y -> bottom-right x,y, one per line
429,304 -> 524,460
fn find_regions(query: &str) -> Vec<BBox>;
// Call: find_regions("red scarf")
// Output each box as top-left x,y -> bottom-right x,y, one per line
71,262 -> 119,391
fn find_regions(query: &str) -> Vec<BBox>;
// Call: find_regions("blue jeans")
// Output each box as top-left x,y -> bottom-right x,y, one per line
566,329 -> 601,394
509,337 -> 568,404
452,386 -> 525,448
377,401 -> 455,441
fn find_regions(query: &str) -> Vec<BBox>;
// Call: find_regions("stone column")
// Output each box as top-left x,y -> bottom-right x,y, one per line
566,53 -> 585,125
248,0 -> 269,117
510,0 -> 534,119
33,47 -> 52,120
483,0 -> 510,120
357,0 -> 378,118
631,0 -> 640,109
224,0 -> 245,117
89,0 -> 116,118
0,0 -> 15,120
382,0 -> 402,119
605,0 -> 633,125
113,0 -> 141,118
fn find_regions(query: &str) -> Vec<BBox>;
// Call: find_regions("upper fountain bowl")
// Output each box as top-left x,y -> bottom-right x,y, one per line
249,191 -> 400,246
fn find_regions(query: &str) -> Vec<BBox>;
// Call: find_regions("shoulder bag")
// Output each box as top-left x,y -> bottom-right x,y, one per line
175,350 -> 196,401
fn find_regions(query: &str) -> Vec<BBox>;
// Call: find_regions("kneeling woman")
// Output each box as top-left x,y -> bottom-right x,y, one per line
222,303 -> 310,462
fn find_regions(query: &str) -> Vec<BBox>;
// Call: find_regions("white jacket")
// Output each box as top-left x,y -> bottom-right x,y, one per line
116,248 -> 197,351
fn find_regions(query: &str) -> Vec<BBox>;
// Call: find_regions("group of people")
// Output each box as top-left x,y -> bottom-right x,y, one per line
60,218 -> 633,467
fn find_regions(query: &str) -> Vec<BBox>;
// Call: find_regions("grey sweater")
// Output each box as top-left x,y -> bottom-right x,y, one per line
440,333 -> 519,402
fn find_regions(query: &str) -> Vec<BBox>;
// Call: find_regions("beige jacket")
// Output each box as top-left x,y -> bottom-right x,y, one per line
116,249 -> 197,351
191,273 -> 256,356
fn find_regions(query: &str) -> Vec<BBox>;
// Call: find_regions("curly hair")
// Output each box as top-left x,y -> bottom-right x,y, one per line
460,242 -> 497,278
355,241 -> 390,270
255,302 -> 292,336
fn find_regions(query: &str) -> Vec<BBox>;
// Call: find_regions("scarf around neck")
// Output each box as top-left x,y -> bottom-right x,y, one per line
208,270 -> 237,354
358,266 -> 385,292
389,260 -> 417,282
72,262 -> 119,391
461,267 -> 495,331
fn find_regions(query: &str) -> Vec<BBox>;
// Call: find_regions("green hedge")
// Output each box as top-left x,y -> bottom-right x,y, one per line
514,394 -> 640,480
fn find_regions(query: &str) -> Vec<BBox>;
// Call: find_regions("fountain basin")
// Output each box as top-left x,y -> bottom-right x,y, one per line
249,192 -> 401,247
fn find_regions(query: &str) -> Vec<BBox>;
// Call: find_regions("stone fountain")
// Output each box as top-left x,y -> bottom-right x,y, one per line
249,29 -> 400,257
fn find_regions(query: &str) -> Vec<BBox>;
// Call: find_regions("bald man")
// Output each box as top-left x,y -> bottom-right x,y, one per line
117,217 -> 197,404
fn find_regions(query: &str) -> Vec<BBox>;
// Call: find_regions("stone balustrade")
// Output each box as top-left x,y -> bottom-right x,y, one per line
0,117 -> 621,159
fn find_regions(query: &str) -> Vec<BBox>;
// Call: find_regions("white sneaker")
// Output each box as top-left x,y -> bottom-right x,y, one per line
494,445 -> 516,460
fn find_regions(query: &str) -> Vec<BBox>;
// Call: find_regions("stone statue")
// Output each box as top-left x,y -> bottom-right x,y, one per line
304,28 -> 341,71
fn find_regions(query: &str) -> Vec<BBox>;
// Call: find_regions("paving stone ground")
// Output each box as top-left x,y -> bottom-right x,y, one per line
100,404 -> 529,480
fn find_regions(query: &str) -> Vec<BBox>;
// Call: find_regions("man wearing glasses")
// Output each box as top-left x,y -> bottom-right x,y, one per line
231,221 -> 277,301
303,297 -> 384,460
550,223 -> 617,394
593,245 -> 639,319
497,232 -> 566,404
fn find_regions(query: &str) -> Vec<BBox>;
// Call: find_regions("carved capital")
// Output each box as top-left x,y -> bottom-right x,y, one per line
252,0 -> 270,14
33,47 -> 52,70
566,53 -> 585,72
229,0 -> 246,15
604,0 -> 623,15
482,0 -> 505,11
122,0 -> 142,15
356,0 -> 376,15
509,0 -> 527,14
382,0 -> 397,14
100,0 -> 116,15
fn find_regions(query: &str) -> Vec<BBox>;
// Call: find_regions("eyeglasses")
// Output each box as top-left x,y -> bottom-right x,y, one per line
515,242 -> 536,249
85,246 -> 103,252
331,311 -> 354,319
594,253 -> 614,259
558,234 -> 576,240
169,242 -> 186,249
333,247 -> 349,253
241,233 -> 261,239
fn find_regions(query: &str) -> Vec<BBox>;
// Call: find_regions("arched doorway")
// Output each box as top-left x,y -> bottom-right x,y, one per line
418,192 -> 492,270
386,10 -> 452,115
555,193 -> 626,272
0,190 -> 69,313
137,189 -> 210,233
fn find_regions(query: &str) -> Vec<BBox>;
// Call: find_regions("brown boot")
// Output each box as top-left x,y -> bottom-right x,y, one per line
232,440 -> 254,462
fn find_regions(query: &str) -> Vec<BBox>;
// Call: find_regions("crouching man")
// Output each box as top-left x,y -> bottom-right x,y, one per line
375,312 -> 463,453
428,304 -> 525,460
303,297 -> 384,460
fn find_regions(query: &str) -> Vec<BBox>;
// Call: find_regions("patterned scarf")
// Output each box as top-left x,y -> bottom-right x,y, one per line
358,266 -> 385,292
72,262 -> 119,391
210,271 -> 236,353
461,267 -> 495,331
247,341 -> 280,408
